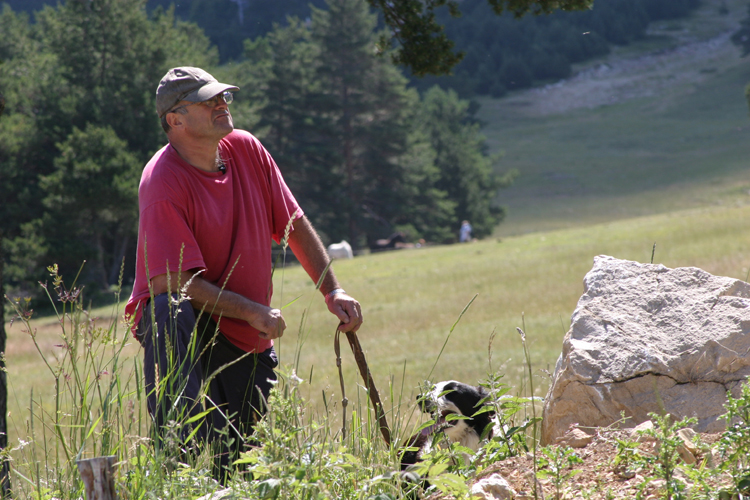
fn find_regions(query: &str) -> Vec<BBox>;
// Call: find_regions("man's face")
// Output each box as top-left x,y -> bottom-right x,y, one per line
172,92 -> 234,140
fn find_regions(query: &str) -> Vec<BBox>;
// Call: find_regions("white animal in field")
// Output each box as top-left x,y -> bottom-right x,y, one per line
327,240 -> 353,260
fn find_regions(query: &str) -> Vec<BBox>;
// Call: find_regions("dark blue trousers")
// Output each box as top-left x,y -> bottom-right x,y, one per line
137,293 -> 278,480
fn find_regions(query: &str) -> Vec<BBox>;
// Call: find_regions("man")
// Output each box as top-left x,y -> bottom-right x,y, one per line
124,67 -> 363,477
459,220 -> 472,243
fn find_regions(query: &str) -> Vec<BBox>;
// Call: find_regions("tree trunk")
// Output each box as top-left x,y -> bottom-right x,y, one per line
342,83 -> 356,248
95,232 -> 109,290
107,233 -> 129,286
0,93 -> 12,498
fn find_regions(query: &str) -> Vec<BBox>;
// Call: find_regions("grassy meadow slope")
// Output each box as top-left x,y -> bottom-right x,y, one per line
5,0 -> 750,445
269,204 -> 750,422
482,0 -> 750,237
6,203 -> 750,448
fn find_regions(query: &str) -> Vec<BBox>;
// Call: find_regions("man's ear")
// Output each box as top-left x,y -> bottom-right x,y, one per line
166,112 -> 183,129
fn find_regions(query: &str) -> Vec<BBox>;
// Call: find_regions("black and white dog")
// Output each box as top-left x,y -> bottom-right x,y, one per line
400,380 -> 496,470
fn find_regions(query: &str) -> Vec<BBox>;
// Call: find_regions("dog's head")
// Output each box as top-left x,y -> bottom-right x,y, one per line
418,380 -> 495,447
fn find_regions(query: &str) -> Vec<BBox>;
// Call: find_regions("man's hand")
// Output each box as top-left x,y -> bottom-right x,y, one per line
326,293 -> 363,333
248,305 -> 287,340
286,216 -> 364,333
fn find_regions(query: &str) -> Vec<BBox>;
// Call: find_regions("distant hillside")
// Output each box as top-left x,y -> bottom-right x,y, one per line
2,0 -> 701,89
414,0 -> 702,97
476,0 -> 750,238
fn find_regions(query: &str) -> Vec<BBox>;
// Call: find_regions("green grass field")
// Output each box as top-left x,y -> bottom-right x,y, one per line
4,0 -> 750,466
269,203 -> 750,420
9,203 -> 750,449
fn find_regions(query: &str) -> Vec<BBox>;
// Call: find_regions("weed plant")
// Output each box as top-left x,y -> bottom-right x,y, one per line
4,263 -> 540,499
719,381 -> 750,498
536,444 -> 583,500
611,432 -> 641,480
623,413 -> 699,500
6,265 -> 152,499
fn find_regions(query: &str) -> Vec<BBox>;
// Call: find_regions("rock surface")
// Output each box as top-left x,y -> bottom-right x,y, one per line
470,473 -> 517,499
541,255 -> 750,445
553,427 -> 594,448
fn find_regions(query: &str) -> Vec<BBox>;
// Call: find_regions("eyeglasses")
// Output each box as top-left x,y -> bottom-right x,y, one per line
169,91 -> 234,114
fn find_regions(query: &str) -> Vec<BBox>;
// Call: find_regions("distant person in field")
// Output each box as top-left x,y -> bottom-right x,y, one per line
459,220 -> 473,243
124,67 -> 363,481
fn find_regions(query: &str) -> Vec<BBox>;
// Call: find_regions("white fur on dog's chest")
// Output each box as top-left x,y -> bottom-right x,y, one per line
444,424 -> 481,451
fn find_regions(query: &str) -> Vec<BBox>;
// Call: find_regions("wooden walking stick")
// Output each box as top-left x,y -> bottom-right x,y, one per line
334,328 -> 349,440
334,324 -> 391,446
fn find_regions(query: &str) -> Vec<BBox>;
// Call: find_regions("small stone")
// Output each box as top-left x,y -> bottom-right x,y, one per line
618,470 -> 636,479
677,428 -> 699,454
677,444 -> 697,464
631,420 -> 656,442
471,474 -> 517,500
554,428 -> 594,448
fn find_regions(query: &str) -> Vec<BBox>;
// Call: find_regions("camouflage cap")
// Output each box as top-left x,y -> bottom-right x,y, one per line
156,67 -> 239,118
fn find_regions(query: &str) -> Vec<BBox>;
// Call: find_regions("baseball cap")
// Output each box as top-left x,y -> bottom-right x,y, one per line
156,67 -> 240,118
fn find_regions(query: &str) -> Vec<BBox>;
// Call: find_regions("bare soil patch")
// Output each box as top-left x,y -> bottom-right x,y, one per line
425,428 -> 735,499
496,2 -> 745,118
502,31 -> 741,118
480,429 -> 728,499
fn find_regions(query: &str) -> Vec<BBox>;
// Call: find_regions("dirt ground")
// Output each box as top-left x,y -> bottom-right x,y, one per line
485,430 -> 729,499
425,427 -> 734,500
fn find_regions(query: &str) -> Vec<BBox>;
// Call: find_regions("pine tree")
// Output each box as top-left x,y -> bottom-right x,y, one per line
308,0 -> 426,247
243,18 -> 324,220
249,0 -> 501,246
419,86 -> 516,239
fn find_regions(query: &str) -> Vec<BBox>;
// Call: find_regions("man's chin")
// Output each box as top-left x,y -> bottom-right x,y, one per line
216,118 -> 234,136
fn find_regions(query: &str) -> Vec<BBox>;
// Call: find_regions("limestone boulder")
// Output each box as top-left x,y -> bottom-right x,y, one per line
542,255 -> 750,445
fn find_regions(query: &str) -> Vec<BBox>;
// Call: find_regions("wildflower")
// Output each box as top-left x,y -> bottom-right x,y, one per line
290,370 -> 304,387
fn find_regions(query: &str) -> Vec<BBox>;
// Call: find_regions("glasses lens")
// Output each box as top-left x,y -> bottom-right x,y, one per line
203,92 -> 233,107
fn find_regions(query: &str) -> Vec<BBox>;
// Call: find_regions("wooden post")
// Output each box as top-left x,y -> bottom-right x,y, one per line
0,92 -> 11,500
77,456 -> 117,500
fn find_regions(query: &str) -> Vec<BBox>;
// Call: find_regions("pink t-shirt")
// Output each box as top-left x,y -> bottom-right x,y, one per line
124,129 -> 303,353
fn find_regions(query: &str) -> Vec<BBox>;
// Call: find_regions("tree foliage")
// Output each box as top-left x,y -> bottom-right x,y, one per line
243,0 -> 509,247
0,0 -> 218,299
731,5 -> 750,115
419,86 -> 516,239
41,125 -> 140,287
366,0 -> 594,76
414,0 -> 700,97
1,0 -> 513,302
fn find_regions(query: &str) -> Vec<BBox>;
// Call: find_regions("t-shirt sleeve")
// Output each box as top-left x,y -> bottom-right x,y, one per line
249,135 -> 304,243
139,200 -> 206,279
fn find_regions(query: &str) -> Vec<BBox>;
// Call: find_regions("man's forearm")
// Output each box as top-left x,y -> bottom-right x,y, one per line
286,215 -> 363,332
149,271 -> 285,338
186,276 -> 262,321
287,215 -> 341,296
